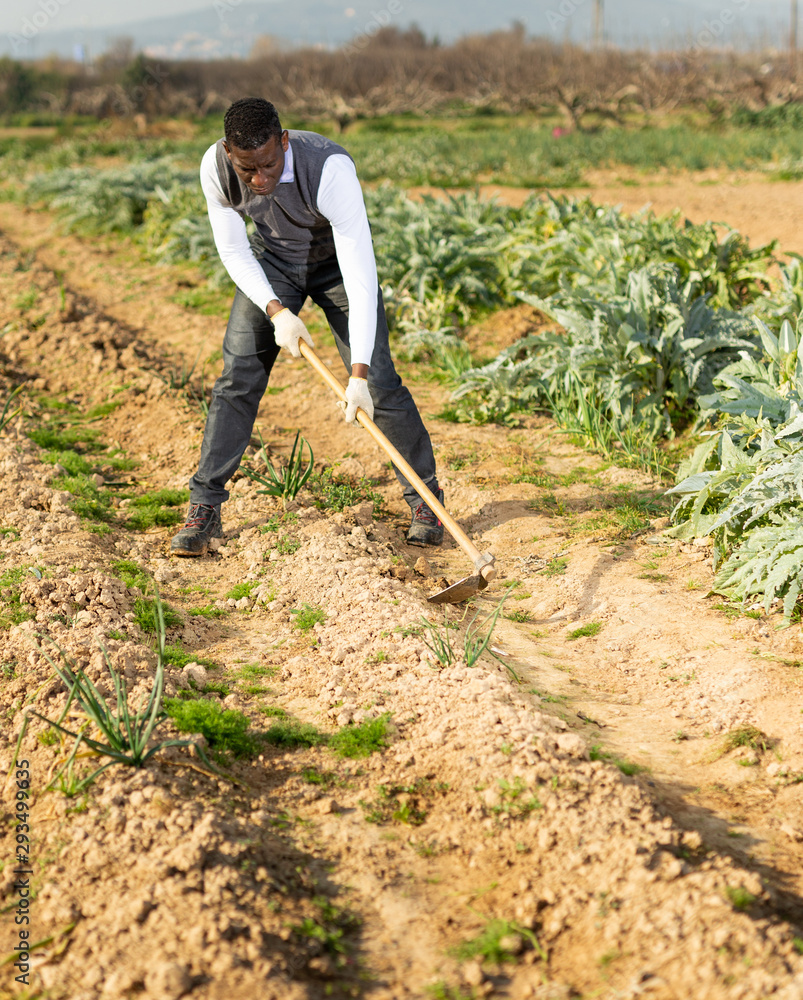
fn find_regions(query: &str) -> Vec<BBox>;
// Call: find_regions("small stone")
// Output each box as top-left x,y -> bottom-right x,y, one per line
318,798 -> 339,815
463,960 -> 485,987
413,556 -> 431,578
144,961 -> 191,1000
91,473 -> 105,487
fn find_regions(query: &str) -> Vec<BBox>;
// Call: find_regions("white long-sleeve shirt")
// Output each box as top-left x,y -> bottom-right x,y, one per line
200,141 -> 379,366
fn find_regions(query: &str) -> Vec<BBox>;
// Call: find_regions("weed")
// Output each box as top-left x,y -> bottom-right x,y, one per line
589,744 -> 647,775
302,766 -> 338,785
567,621 -> 602,640
452,918 -> 546,965
725,885 -> 758,911
421,589 -> 512,674
308,467 -> 384,517
425,982 -> 477,1000
187,604 -> 228,619
504,609 -> 533,623
364,649 -> 388,664
262,717 -> 327,749
330,714 -> 391,758
237,662 -> 278,679
273,535 -> 300,556
51,472 -> 114,525
133,596 -> 182,634
360,777 -> 448,826
290,896 -> 360,964
111,559 -> 151,592
0,566 -> 35,629
37,728 -> 59,747
541,557 -> 568,577
161,642 -> 220,672
290,603 -> 326,632
0,384 -> 24,432
226,581 -> 258,601
720,725 -> 770,756
164,697 -> 259,758
202,682 -> 230,697
491,776 -> 542,819
124,488 -> 188,530
241,429 -> 314,506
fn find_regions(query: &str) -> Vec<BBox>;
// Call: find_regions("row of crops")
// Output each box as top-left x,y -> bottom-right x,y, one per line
10,157 -> 803,620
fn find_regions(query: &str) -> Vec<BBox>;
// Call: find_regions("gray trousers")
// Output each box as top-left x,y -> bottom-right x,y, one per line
189,246 -> 438,508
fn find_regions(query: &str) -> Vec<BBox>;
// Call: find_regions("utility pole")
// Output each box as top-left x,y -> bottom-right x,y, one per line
593,0 -> 604,47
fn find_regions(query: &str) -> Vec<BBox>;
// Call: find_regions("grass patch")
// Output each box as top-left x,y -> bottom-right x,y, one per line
724,885 -> 758,911
51,472 -> 114,525
124,488 -> 189,530
329,714 -> 391,758
360,777 -> 448,826
504,609 -> 533,623
290,603 -> 326,632
164,697 -> 258,758
262,717 -> 328,749
567,621 -> 602,640
187,604 -> 228,619
589,744 -> 647,775
133,597 -> 182,634
226,581 -> 259,601
161,642 -> 220,672
237,661 -> 278,679
307,468 -> 384,517
111,559 -> 151,592
0,566 -> 36,629
541,557 -> 568,577
452,918 -> 546,965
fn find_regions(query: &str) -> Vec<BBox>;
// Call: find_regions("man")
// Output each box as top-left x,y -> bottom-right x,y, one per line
171,97 -> 444,557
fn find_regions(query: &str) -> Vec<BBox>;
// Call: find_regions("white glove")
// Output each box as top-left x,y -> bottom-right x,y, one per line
271,308 -> 314,358
340,377 -> 374,425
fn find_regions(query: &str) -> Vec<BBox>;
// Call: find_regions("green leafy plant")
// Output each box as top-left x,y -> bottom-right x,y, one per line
329,714 -> 391,758
28,595 -> 212,791
164,697 -> 258,758
0,384 -> 24,433
124,489 -> 189,530
241,429 -> 314,506
290,603 -> 326,632
452,918 -> 546,965
567,621 -> 602,640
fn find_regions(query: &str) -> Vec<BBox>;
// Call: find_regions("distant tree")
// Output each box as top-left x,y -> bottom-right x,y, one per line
0,58 -> 37,113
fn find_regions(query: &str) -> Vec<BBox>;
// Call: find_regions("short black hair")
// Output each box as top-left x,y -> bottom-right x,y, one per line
224,98 -> 282,150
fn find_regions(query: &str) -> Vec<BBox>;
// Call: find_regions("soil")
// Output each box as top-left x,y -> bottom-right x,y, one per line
2,175 -> 803,1000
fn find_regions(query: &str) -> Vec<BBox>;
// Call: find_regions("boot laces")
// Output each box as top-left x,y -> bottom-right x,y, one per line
184,503 -> 216,529
412,500 -> 440,527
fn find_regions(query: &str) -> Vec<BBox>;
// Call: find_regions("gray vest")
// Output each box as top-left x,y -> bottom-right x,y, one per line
214,130 -> 353,265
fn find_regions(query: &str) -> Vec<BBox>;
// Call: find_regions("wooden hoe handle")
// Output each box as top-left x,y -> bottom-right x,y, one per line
299,342 -> 496,583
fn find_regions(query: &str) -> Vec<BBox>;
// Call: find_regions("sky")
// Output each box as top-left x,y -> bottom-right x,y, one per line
0,0 -> 793,51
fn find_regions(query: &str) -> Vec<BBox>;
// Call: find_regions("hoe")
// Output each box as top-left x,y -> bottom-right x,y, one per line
300,342 -> 497,604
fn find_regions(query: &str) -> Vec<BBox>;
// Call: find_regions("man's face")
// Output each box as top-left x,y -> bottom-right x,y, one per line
224,130 -> 289,196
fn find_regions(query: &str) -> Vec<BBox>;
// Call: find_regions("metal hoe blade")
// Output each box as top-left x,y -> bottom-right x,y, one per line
427,572 -> 490,605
